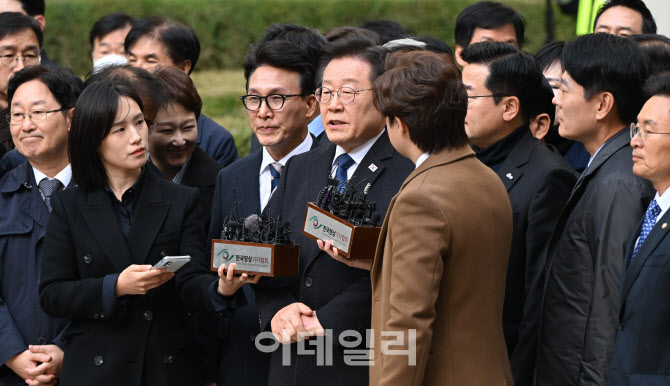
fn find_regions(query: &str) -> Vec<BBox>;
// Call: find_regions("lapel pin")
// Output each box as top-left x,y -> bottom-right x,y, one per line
663,223 -> 668,229
368,163 -> 378,172
506,173 -> 513,180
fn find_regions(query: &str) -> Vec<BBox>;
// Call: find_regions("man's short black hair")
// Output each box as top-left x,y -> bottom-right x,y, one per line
124,16 -> 200,74
243,40 -> 316,96
455,1 -> 525,48
461,41 -> 545,122
644,73 -> 670,100
8,65 -> 83,116
629,34 -> 670,76
534,40 -> 565,72
317,34 -> 387,86
359,19 -> 411,44
594,0 -> 656,34
15,0 -> 44,16
562,33 -> 649,125
256,23 -> 326,68
89,12 -> 137,51
0,12 -> 42,48
70,80 -> 144,190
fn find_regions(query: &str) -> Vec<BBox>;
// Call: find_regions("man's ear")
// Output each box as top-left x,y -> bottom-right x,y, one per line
394,116 -> 409,137
33,15 -> 46,31
305,94 -> 318,118
530,113 -> 551,141
177,60 -> 192,75
455,45 -> 466,67
502,96 -> 521,122
66,108 -> 74,131
595,91 -> 615,121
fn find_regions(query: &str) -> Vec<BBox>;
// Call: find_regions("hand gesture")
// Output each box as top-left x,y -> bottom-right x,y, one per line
217,263 -> 260,297
317,239 -> 372,270
24,345 -> 64,385
115,264 -> 175,297
271,302 -> 315,344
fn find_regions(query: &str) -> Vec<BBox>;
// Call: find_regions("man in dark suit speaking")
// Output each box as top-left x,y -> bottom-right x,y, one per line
608,74 -> 670,386
256,35 -> 413,385
207,39 -> 322,386
459,42 -> 577,385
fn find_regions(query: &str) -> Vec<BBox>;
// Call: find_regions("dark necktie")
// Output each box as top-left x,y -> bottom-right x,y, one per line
335,153 -> 355,192
269,162 -> 282,191
631,199 -> 662,263
39,178 -> 64,213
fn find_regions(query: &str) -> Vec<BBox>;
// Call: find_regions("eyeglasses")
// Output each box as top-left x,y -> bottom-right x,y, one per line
7,108 -> 68,125
467,94 -> 510,100
315,87 -> 371,105
239,94 -> 302,111
0,53 -> 40,68
630,122 -> 670,144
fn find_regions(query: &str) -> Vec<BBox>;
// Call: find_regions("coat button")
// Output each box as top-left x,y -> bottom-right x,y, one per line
94,356 -> 103,366
619,323 -> 624,331
161,251 -> 167,257
37,337 -> 46,345
304,277 -> 313,288
93,313 -> 100,319
83,254 -> 92,264
144,311 -> 154,321
163,355 -> 173,364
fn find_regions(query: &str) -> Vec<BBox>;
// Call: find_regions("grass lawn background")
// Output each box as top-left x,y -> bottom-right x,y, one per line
45,0 -> 577,157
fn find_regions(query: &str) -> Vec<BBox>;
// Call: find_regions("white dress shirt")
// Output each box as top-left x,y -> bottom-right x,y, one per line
259,133 -> 314,212
331,129 -> 385,181
33,164 -> 72,201
415,152 -> 431,169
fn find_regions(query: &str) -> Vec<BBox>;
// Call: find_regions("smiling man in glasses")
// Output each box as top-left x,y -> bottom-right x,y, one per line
0,64 -> 82,386
0,12 -> 42,155
460,42 -> 577,386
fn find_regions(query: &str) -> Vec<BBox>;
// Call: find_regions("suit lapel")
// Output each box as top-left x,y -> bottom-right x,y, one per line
127,171 -> 169,264
496,157 -> 522,192
494,130 -> 537,192
620,210 -> 670,301
348,131 -> 393,190
81,189 -> 135,272
17,165 -> 50,230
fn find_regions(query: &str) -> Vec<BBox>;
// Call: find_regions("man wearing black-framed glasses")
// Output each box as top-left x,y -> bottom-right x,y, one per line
207,39 -> 322,386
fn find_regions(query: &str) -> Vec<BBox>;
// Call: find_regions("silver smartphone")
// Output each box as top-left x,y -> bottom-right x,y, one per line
152,255 -> 191,273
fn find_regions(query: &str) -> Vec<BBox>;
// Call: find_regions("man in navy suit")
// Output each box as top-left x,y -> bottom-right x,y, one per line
608,74 -> 670,386
255,35 -> 414,386
0,65 -> 82,385
208,39 -> 321,386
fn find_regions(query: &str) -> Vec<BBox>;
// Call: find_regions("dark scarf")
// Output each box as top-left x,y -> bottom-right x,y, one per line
472,123 -> 529,172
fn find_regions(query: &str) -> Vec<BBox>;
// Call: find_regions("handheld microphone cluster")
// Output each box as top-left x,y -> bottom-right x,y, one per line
220,191 -> 294,245
315,177 -> 381,227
